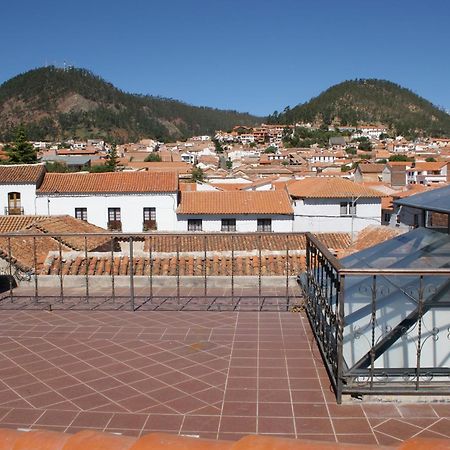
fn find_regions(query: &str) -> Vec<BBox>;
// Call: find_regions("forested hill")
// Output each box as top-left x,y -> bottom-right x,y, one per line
269,79 -> 450,137
0,66 -> 261,142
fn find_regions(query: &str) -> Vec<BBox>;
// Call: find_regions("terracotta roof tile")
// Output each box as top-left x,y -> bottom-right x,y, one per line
358,163 -> 386,173
0,163 -> 46,184
177,191 -> 293,215
37,171 -> 178,194
288,177 -> 383,199
0,216 -> 49,232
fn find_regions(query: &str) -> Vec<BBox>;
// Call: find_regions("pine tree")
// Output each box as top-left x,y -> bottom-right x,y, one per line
5,127 -> 37,164
106,144 -> 119,171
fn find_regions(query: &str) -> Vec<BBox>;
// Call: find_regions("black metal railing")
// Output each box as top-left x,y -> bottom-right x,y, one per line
0,231 -> 304,312
302,233 -> 450,402
4,207 -> 24,215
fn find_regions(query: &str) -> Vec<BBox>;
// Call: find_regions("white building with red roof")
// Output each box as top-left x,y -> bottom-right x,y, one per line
287,177 -> 383,234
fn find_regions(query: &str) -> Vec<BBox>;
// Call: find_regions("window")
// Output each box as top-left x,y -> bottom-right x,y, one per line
108,208 -> 122,230
221,218 -> 236,232
143,207 -> 157,231
108,207 -> 121,222
75,207 -> 87,221
143,207 -> 156,222
7,192 -> 21,215
340,201 -> 356,216
257,218 -> 272,232
188,219 -> 202,231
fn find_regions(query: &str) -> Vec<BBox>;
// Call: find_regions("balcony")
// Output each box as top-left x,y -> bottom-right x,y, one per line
4,206 -> 24,215
0,230 -> 447,443
107,220 -> 122,231
299,231 -> 450,402
142,219 -> 157,231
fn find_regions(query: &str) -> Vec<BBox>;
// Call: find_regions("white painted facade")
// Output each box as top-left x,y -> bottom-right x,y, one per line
292,198 -> 382,233
0,183 -> 38,215
176,214 -> 293,233
35,192 -> 178,232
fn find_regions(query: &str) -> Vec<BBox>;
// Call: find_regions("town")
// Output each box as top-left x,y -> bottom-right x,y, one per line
1,122 -> 448,235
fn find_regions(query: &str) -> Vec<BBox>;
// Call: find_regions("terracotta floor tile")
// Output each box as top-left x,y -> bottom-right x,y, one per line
258,416 -> 295,434
258,402 -> 293,418
374,419 -> 423,440
336,434 -> 378,445
107,412 -> 147,430
182,415 -> 220,433
34,409 -> 78,427
295,417 -> 334,434
219,416 -> 257,434
363,403 -> 402,418
143,414 -> 183,432
332,417 -> 372,434
397,404 -> 439,418
222,401 -> 257,417
0,408 -> 44,426
293,403 -> 328,418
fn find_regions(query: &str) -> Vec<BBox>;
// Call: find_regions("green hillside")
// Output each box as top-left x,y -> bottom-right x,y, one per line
270,79 -> 450,137
0,66 -> 261,142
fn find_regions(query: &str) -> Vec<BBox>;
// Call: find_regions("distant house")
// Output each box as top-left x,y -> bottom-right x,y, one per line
176,191 -> 294,232
407,162 -> 449,185
354,163 -> 385,183
287,177 -> 382,234
382,163 -> 408,188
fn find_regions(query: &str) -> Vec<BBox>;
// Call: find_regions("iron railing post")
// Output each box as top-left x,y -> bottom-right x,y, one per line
33,236 -> 38,304
111,237 -> 115,304
129,236 -> 135,311
84,236 -> 89,302
58,239 -> 64,303
7,237 -> 13,302
336,273 -> 345,404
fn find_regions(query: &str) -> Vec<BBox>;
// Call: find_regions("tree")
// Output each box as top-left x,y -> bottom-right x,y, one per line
144,152 -> 162,162
226,160 -> 233,170
389,154 -> 412,162
264,146 -> 277,154
105,144 -> 119,170
358,141 -> 373,151
425,157 -> 437,162
5,127 -> 37,164
191,166 -> 205,182
212,138 -> 224,153
346,147 -> 357,155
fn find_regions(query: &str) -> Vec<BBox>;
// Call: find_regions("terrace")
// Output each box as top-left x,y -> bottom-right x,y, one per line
0,230 -> 448,446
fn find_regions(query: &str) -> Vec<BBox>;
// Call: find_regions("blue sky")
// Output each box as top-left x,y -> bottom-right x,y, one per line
1,0 -> 449,116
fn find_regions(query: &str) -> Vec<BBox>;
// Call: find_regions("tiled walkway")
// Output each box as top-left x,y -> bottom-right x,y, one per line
0,310 -> 448,445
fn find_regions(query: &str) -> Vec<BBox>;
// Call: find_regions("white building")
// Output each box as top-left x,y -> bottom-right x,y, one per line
176,191 -> 294,232
287,177 -> 382,234
35,172 -> 179,232
0,164 -> 46,215
407,162 -> 449,185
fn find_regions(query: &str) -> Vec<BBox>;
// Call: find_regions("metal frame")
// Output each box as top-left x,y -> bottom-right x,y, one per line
302,233 -> 450,403
0,231 -> 302,312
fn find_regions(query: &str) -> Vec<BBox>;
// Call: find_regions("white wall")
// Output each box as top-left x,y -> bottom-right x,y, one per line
293,198 -> 381,233
0,184 -> 37,215
176,214 -> 293,232
35,193 -> 178,232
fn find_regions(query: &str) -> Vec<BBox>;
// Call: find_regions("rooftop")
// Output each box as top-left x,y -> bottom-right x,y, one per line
0,163 -> 46,184
177,191 -> 293,215
37,171 -> 178,194
0,310 -> 447,445
287,178 -> 382,199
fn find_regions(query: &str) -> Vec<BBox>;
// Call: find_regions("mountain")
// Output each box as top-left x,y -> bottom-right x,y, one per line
0,66 -> 261,143
270,79 -> 450,137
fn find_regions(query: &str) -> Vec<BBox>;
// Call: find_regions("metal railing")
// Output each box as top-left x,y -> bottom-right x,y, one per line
4,207 -> 24,215
0,231 -> 304,312
301,233 -> 450,402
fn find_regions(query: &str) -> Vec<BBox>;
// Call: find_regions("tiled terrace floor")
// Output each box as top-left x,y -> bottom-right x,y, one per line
0,310 -> 448,446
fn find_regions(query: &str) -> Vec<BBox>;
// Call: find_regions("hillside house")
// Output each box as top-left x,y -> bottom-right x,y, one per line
407,162 -> 449,185
354,163 -> 385,183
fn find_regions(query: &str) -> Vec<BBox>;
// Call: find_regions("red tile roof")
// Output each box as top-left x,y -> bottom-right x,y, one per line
0,163 -> 46,184
37,171 -> 178,194
177,191 -> 293,215
288,177 -> 383,199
